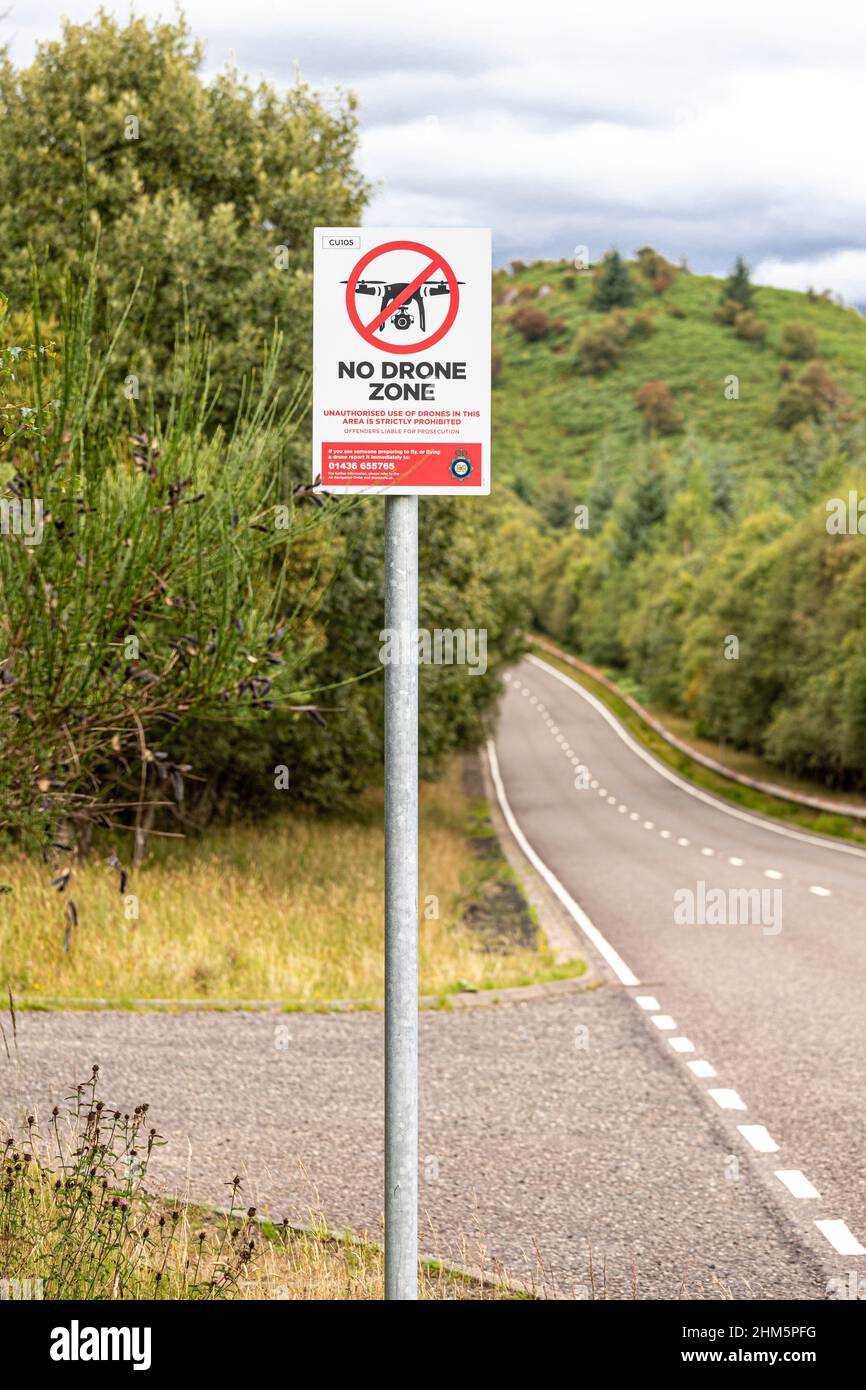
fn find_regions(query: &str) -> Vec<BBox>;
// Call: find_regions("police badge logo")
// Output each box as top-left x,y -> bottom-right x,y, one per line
449,449 -> 473,481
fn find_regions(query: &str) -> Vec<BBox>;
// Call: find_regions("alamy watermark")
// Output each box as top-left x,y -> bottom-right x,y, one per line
0,496 -> 43,545
673,879 -> 782,936
379,627 -> 487,676
827,492 -> 866,535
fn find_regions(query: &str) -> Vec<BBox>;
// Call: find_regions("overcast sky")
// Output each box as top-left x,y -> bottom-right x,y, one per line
7,0 -> 866,298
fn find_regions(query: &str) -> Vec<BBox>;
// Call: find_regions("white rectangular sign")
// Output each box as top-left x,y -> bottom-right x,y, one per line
312,227 -> 491,495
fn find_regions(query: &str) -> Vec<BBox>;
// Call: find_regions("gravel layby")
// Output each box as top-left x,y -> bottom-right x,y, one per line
0,992 -> 831,1300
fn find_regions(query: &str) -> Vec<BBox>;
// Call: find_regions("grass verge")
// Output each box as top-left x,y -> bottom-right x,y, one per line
0,759 -> 583,1006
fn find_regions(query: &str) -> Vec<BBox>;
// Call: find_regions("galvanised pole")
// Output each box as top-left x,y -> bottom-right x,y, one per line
383,492 -> 419,1300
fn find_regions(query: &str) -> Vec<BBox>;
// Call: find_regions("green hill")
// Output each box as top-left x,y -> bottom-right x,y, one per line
491,253 -> 866,791
492,255 -> 866,495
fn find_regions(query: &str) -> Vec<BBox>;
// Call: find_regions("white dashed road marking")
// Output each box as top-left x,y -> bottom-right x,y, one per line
709,1088 -> 747,1111
738,1125 -> 780,1154
651,1015 -> 676,1030
815,1220 -> 866,1255
775,1170 -> 820,1200
688,1060 -> 717,1078
669,1037 -> 695,1053
809,885 -> 831,897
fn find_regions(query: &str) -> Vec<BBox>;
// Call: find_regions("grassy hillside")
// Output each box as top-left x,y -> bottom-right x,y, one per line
493,253 -> 866,791
492,256 -> 866,494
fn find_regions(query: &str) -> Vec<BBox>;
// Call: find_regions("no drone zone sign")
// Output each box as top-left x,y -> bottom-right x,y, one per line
312,227 -> 492,495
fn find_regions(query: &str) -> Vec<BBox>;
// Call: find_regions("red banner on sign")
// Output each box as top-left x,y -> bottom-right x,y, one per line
321,441 -> 483,489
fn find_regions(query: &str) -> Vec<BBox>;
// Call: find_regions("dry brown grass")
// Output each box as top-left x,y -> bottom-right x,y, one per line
0,762 -> 581,1004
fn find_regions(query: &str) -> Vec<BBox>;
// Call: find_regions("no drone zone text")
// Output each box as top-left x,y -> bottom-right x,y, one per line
336,358 -> 467,400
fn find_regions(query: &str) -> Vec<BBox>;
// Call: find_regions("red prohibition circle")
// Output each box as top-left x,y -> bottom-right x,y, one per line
345,239 -> 460,354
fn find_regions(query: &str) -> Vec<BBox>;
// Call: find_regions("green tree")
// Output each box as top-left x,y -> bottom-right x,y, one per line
719,256 -> 755,312
0,10 -> 369,423
590,250 -> 635,311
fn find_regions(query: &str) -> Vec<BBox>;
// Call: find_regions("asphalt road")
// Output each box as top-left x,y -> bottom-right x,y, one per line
490,654 -> 866,1290
1,653 -> 863,1299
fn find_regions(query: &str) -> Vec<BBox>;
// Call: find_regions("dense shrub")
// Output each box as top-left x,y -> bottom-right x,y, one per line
635,247 -> 677,294
575,310 -> 630,374
780,320 -> 819,360
511,306 -> 551,340
629,309 -> 657,341
635,380 -> 684,433
774,359 -> 846,429
712,297 -> 741,326
733,310 -> 767,344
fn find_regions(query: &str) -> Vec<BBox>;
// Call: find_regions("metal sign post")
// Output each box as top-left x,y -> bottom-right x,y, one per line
312,225 -> 491,1302
383,493 -> 419,1300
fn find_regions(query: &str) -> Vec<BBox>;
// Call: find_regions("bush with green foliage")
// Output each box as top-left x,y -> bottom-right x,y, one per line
712,297 -> 741,326
575,310 -> 630,374
733,309 -> 767,344
0,269 -> 327,851
635,380 -> 684,433
780,320 -> 819,360
629,309 -> 657,341
774,358 -> 846,429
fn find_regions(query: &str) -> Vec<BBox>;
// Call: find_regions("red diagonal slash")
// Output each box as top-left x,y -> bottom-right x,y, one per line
363,255 -> 443,335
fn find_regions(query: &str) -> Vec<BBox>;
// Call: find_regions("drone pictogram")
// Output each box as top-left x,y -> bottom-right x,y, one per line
341,276 -> 464,334
343,240 -> 463,354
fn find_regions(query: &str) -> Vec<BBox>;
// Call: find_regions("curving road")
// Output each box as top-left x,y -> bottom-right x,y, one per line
491,654 -> 866,1284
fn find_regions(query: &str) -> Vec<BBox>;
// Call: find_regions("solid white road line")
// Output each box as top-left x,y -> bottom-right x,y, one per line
527,654 -> 866,859
738,1124 -> 779,1153
814,1219 -> 866,1256
486,738 -> 640,987
775,1170 -> 820,1200
709,1088 -> 747,1111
